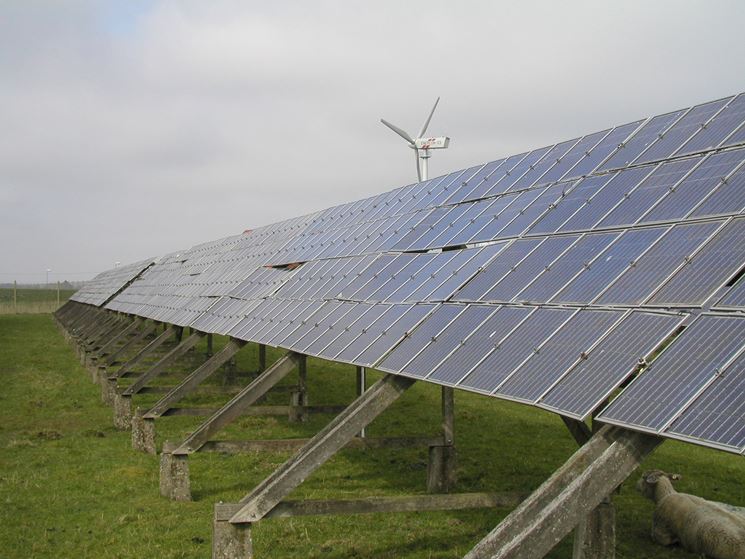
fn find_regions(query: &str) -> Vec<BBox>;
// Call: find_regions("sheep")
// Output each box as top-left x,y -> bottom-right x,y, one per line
636,470 -> 745,559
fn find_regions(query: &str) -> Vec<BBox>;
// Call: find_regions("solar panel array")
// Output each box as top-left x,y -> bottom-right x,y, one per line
69,257 -> 155,306
73,92 -> 745,454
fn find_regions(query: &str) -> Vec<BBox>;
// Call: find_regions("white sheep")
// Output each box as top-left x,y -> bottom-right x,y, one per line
636,470 -> 745,559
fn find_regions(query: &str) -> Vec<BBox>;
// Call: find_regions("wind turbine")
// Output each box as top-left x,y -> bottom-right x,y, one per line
381,97 -> 450,182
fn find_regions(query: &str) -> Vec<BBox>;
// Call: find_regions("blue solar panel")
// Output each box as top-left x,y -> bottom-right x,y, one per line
596,158 -> 699,228
454,239 -> 543,301
596,220 -> 723,305
717,276 -> 745,308
356,304 -> 435,366
479,236 -> 578,302
650,217 -> 745,305
508,139 -> 580,191
457,308 -> 575,394
427,306 -> 532,385
468,188 -> 547,243
496,309 -> 625,403
690,155 -> 745,218
598,314 -> 745,432
495,183 -> 569,238
540,311 -> 686,419
539,129 -> 611,184
676,93 -> 745,155
313,303 -> 389,360
635,98 -> 731,164
378,304 -> 467,373
517,232 -> 619,303
489,147 -> 554,195
444,160 -> 506,204
641,150 -> 744,223
667,350 -> 745,452
551,227 -> 668,304
558,166 -> 654,232
526,176 -> 612,235
600,110 -> 687,170
567,120 -> 644,178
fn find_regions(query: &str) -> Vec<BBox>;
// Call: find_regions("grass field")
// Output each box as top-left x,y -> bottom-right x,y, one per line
1,313 -> 743,558
0,287 -> 75,314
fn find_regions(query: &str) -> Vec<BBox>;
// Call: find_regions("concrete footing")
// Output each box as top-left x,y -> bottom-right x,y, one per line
131,410 -> 156,453
213,505 -> 253,559
113,393 -> 133,430
160,443 -> 191,501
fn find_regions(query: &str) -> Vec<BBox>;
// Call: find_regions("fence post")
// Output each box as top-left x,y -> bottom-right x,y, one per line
57,281 -> 60,309
13,280 -> 17,314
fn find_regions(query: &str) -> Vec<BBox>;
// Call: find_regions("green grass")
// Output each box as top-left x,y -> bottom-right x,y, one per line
0,314 -> 743,558
0,288 -> 75,314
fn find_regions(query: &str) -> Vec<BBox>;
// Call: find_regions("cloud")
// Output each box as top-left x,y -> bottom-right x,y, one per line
1,0 -> 744,281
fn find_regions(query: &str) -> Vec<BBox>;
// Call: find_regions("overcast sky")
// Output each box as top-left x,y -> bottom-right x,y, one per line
1,0 -> 744,282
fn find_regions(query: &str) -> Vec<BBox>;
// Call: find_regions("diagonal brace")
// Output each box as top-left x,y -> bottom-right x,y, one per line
112,325 -> 178,380
229,374 -> 416,524
169,350 -> 298,453
122,331 -> 205,396
144,339 -> 248,420
463,426 -> 661,559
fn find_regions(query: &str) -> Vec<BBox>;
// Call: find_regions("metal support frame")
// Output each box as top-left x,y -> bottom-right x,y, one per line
103,320 -> 157,367
92,317 -> 141,360
464,426 -> 661,559
111,325 -> 178,380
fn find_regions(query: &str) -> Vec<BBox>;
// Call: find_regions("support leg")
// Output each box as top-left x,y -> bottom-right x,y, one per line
288,355 -> 308,423
160,441 -> 191,501
464,426 -> 660,559
213,505 -> 253,559
427,386 -> 457,493
228,374 -> 416,523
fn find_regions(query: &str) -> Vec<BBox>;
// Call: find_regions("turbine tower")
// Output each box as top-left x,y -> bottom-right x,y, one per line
381,97 -> 450,182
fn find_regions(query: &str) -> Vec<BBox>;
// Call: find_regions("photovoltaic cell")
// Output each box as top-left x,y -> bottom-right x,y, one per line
539,130 -> 610,184
641,150 -> 743,223
596,220 -> 723,305
600,110 -> 687,170
489,147 -> 554,195
598,314 -> 745,431
539,311 -> 686,419
690,157 -> 745,218
717,276 -> 745,309
649,217 -> 745,305
468,188 -> 547,243
552,227 -> 668,304
454,239 -> 543,301
313,303 -> 389,360
635,98 -> 730,164
378,304 -> 467,373
457,307 -> 575,394
596,158 -> 699,228
676,93 -> 745,154
508,138 -> 580,191
496,183 -> 570,238
496,309 -> 625,403
356,304 -> 435,366
558,166 -> 654,232
526,176 -> 613,235
566,120 -> 644,178
667,350 -> 745,452
516,232 -> 619,303
479,236 -> 578,302
427,306 -> 530,385
445,159 -> 506,204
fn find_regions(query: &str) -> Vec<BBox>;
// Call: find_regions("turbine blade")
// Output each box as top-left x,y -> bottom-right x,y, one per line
381,118 -> 414,144
414,148 -> 422,182
418,97 -> 440,138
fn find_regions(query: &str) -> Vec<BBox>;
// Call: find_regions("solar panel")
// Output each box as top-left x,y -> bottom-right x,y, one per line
496,309 -> 625,403
424,306 -> 528,385
666,350 -> 745,452
634,98 -> 731,164
598,313 -> 745,432
456,307 -> 575,394
74,91 -> 745,456
675,93 -> 745,155
595,220 -> 723,305
600,110 -> 687,171
649,216 -> 745,305
539,310 -> 687,419
377,304 -> 467,373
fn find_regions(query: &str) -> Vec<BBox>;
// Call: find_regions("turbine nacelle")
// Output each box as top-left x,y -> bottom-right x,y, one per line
413,136 -> 450,150
381,97 -> 450,182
